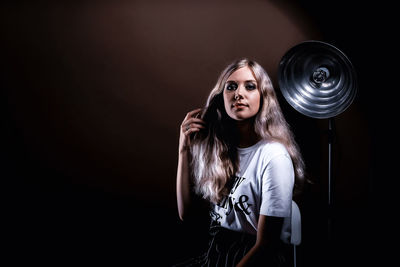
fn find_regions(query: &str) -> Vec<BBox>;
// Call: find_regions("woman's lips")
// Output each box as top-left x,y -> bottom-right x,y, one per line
232,102 -> 248,108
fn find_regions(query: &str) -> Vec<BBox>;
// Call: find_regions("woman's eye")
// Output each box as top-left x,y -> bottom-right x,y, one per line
246,83 -> 256,90
226,83 -> 238,91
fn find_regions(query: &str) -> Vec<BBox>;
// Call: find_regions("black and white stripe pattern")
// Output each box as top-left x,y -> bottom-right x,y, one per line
173,226 -> 290,267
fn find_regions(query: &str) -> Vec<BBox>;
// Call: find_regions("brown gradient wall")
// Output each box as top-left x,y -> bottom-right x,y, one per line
2,1 -> 385,266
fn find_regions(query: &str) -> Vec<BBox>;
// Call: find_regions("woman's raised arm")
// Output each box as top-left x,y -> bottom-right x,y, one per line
176,108 -> 204,221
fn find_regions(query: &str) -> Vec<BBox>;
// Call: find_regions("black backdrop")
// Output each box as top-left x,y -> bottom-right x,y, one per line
2,1 -> 392,266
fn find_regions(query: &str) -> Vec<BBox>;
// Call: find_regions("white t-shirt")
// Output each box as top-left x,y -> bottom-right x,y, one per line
210,139 -> 294,236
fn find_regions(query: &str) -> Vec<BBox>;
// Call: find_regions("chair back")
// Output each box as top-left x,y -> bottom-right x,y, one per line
280,200 -> 301,246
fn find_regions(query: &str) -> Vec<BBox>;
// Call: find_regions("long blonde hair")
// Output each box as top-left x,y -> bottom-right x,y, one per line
190,58 -> 305,203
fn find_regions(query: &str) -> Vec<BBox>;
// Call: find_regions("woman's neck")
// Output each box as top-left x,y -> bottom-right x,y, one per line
235,118 -> 260,148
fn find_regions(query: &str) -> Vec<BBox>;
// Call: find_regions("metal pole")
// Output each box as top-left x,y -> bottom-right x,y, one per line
327,118 -> 334,242
294,245 -> 297,267
328,118 -> 333,206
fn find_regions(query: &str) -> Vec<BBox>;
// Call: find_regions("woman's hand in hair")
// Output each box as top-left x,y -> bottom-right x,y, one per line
179,108 -> 205,153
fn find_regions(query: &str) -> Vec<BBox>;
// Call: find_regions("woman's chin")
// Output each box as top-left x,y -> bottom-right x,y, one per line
230,115 -> 254,121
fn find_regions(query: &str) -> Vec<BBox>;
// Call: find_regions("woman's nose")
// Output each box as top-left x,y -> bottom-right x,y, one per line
234,85 -> 245,100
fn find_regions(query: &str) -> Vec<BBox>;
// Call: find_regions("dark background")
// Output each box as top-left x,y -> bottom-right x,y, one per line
2,0 -> 392,266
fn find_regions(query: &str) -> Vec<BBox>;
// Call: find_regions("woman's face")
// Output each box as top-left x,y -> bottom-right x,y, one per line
223,66 -> 261,121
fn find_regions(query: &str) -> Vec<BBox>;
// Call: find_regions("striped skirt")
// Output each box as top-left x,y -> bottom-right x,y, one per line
173,226 -> 290,267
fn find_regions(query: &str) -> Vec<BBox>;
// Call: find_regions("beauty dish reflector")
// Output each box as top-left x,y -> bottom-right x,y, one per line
278,40 -> 357,119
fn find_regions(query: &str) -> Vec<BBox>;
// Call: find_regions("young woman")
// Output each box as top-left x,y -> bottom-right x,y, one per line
175,58 -> 305,267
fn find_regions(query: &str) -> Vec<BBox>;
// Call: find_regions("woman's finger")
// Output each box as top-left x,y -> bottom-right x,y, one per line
182,121 -> 205,131
184,108 -> 203,119
183,123 -> 205,133
185,117 -> 206,125
184,126 -> 202,136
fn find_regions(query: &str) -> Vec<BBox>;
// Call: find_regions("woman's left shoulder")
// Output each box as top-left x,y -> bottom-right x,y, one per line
256,140 -> 292,166
258,140 -> 289,156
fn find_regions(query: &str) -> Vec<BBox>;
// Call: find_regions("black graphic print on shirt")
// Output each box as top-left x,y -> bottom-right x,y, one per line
211,175 -> 253,225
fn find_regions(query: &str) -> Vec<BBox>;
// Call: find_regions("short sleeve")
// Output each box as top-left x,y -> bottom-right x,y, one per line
259,154 -> 294,217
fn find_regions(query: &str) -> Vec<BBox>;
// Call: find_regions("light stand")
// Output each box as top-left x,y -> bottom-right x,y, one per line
278,40 -> 357,251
